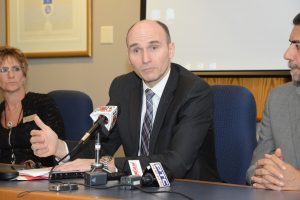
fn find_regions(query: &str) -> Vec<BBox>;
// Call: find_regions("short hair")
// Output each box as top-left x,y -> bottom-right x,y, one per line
126,20 -> 172,46
0,46 -> 28,77
155,20 -> 171,43
293,13 -> 300,25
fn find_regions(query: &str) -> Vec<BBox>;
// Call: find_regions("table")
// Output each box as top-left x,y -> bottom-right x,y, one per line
1,178 -> 300,200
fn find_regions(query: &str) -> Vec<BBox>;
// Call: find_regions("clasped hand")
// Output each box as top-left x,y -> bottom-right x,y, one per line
251,148 -> 300,191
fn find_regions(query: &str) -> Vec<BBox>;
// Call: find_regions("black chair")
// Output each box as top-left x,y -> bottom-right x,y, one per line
211,85 -> 257,184
48,90 -> 93,141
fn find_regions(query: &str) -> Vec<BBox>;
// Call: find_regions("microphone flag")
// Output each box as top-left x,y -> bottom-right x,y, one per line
128,160 -> 143,176
142,162 -> 171,187
90,106 -> 117,131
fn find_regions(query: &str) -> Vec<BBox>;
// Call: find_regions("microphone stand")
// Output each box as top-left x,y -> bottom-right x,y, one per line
91,130 -> 103,171
91,119 -> 109,172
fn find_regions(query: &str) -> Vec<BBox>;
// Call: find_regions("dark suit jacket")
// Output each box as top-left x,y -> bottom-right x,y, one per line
99,63 -> 219,181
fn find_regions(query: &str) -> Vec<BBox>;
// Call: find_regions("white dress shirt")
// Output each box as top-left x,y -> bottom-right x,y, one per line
138,69 -> 171,155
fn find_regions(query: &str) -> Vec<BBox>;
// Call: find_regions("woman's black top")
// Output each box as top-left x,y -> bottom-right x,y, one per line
0,92 -> 65,166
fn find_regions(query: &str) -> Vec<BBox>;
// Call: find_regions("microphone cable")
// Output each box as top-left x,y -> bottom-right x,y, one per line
47,128 -> 103,182
48,117 -> 108,182
48,140 -> 84,183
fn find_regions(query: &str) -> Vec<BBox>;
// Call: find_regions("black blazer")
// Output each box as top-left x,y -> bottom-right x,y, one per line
99,63 -> 219,181
0,92 -> 65,166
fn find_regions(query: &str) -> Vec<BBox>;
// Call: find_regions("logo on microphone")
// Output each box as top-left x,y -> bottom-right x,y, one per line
149,162 -> 170,187
128,160 -> 143,176
90,106 -> 117,131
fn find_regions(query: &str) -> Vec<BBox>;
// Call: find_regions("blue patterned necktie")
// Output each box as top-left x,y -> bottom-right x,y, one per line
140,89 -> 155,156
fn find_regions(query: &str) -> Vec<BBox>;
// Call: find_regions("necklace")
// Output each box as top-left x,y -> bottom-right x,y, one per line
3,105 -> 23,164
4,105 -> 23,128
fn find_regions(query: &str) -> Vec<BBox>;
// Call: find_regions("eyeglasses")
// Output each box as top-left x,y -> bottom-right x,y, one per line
0,65 -> 23,74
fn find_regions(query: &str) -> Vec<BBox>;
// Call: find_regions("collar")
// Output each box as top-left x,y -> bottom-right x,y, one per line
142,68 -> 171,98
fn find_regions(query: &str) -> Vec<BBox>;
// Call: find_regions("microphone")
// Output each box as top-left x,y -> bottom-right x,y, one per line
141,162 -> 172,187
79,106 -> 118,144
49,106 -> 118,182
90,106 -> 118,131
128,160 -> 143,176
119,160 -> 143,190
120,162 -> 172,190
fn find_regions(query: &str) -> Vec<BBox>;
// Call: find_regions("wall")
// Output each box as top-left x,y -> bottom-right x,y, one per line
0,0 -> 291,121
0,0 -> 140,108
143,0 -> 299,71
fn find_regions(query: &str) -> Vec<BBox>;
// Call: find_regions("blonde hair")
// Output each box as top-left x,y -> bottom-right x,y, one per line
0,46 -> 28,77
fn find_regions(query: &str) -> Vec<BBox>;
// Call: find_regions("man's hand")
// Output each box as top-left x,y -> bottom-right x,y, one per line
251,148 -> 300,191
54,159 -> 95,172
54,157 -> 117,173
251,158 -> 284,190
264,153 -> 300,190
30,115 -> 67,159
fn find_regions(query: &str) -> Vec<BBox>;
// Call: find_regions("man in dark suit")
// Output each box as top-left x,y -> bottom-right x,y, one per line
30,20 -> 219,181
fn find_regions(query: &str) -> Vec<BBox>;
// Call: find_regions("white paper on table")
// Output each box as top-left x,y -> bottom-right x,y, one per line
12,167 -> 51,180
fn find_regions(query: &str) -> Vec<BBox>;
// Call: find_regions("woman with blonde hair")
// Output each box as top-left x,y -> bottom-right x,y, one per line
0,46 -> 65,167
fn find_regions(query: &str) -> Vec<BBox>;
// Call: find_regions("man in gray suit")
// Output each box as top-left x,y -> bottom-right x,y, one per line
247,12 -> 300,190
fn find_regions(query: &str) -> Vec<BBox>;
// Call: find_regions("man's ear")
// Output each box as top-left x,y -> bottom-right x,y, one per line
168,42 -> 175,59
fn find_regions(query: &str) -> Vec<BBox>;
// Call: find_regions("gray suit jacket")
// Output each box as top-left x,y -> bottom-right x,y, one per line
246,82 -> 300,183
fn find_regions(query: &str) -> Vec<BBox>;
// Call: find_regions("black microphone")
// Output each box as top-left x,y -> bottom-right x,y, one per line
79,116 -> 107,144
79,106 -> 118,144
141,162 -> 173,187
49,106 -> 118,182
119,162 -> 173,189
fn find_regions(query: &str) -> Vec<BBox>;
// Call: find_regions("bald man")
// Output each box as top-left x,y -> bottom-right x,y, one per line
31,20 -> 219,181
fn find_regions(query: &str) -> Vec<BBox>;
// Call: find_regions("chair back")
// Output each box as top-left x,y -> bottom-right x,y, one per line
211,85 -> 257,184
48,90 -> 93,141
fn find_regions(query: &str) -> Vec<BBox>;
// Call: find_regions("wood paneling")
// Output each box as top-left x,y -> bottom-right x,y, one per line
201,77 -> 291,121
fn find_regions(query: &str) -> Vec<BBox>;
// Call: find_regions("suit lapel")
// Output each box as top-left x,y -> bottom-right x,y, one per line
288,87 -> 300,166
129,80 -> 143,155
149,65 -> 178,153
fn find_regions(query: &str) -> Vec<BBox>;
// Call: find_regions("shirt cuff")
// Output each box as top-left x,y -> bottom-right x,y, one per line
55,141 -> 70,164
